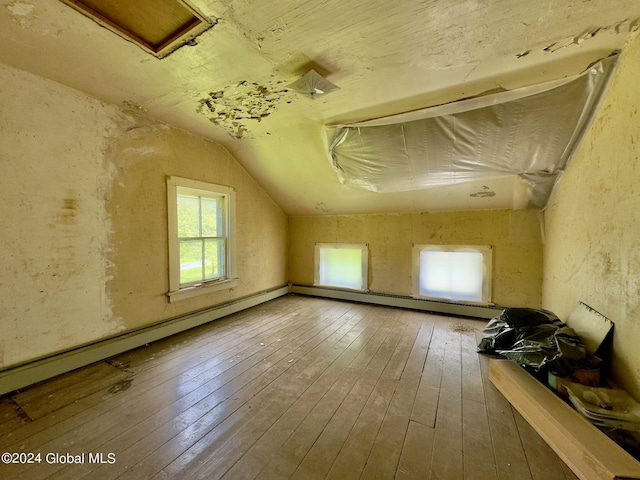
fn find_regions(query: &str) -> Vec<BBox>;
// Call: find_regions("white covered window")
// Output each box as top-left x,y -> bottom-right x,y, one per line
412,245 -> 492,304
315,243 -> 368,291
167,176 -> 237,302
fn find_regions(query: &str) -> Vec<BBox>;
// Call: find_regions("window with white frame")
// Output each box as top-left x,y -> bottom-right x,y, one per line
167,176 -> 237,301
315,243 -> 368,291
412,245 -> 492,304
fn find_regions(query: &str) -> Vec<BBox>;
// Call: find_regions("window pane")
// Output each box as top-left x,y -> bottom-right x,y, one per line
177,194 -> 200,238
419,250 -> 483,302
204,238 -> 225,279
201,197 -> 221,237
319,247 -> 363,290
179,239 -> 203,284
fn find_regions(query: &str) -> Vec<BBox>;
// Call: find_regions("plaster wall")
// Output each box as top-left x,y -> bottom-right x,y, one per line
543,32 -> 640,398
0,63 -> 287,369
289,210 -> 542,307
106,123 -> 288,330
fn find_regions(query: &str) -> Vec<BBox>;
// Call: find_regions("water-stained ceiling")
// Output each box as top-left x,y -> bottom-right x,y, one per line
1,0 -> 640,215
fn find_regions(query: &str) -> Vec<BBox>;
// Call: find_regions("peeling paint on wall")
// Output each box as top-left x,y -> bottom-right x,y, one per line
0,62 -> 132,369
543,31 -> 640,399
470,186 -> 496,198
197,79 -> 295,138
6,1 -> 34,16
6,1 -> 36,27
539,18 -> 640,54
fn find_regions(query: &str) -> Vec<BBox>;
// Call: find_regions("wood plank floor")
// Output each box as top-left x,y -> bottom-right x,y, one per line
0,295 -> 579,479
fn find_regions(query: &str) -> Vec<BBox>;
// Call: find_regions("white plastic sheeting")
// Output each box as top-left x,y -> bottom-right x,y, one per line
329,54 -> 618,209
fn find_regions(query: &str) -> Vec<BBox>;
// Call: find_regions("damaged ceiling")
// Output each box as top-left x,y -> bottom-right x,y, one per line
1,0 -> 640,215
329,54 -> 618,210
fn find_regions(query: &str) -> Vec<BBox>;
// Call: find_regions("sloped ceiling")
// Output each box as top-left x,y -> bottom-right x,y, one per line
1,0 -> 640,215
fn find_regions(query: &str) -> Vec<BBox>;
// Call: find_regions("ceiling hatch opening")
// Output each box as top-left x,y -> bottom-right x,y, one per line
60,0 -> 216,58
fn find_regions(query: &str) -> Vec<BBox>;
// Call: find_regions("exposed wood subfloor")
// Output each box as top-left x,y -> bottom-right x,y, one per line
0,296 -> 579,479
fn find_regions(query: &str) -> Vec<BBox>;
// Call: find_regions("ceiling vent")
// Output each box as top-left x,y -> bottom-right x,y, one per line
60,0 -> 216,58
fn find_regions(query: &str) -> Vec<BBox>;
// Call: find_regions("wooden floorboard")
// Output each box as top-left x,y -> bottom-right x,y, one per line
0,295 -> 579,479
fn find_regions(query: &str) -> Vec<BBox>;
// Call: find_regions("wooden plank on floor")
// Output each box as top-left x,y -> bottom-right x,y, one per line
396,420 -> 435,480
52,303 -> 362,480
11,362 -> 132,421
122,305 -> 382,478
253,320 -> 397,479
476,329 -> 533,480
411,316 -> 447,428
460,325 -> 498,480
198,308 -> 402,475
0,298 -> 598,480
513,410 -> 579,480
236,309 -> 408,480
6,307 -> 317,452
324,377 -> 398,480
13,300 -> 358,479
359,314 -> 435,479
429,319 -> 463,480
0,298 -> 314,452
0,399 -> 30,437
490,359 -> 640,480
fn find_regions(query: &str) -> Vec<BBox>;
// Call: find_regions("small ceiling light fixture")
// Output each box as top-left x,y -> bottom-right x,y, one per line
288,70 -> 339,97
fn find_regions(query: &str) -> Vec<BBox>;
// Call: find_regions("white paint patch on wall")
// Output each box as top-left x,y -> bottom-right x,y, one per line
0,63 -> 126,367
5,1 -> 36,28
6,2 -> 34,16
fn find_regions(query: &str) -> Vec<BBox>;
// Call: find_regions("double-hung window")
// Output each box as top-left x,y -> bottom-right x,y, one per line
167,176 -> 237,301
412,244 -> 492,305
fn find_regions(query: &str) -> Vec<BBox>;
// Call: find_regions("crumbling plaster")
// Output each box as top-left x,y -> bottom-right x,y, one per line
3,0 -> 640,215
543,31 -> 640,398
0,61 -> 288,369
0,63 -> 125,367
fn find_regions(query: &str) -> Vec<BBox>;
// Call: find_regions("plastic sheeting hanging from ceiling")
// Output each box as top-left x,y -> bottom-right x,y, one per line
328,54 -> 618,209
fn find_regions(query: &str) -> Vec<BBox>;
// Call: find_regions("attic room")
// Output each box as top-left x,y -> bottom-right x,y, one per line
2,0 -> 640,478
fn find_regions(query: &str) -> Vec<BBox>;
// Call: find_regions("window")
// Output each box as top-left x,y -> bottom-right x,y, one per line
412,245 -> 492,304
314,243 -> 368,291
167,176 -> 237,301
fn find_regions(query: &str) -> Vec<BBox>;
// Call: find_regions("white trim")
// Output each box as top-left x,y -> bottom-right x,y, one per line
168,278 -> 239,302
291,284 -> 500,319
314,243 -> 369,291
0,286 -> 289,396
411,244 -> 493,305
167,176 -> 237,301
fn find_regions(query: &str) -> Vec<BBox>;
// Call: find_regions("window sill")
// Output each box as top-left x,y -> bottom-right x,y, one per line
167,278 -> 239,303
410,293 -> 493,307
314,283 -> 368,293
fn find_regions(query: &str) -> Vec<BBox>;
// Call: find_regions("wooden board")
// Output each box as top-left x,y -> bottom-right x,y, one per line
60,0 -> 214,57
490,359 -> 640,480
566,302 -> 614,356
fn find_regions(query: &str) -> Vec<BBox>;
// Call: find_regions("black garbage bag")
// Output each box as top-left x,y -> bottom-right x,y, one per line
478,308 -> 587,376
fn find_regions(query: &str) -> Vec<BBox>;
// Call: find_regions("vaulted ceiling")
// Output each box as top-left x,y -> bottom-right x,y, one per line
2,0 -> 639,215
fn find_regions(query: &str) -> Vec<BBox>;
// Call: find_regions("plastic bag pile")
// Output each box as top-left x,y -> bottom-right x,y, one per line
477,308 -> 587,376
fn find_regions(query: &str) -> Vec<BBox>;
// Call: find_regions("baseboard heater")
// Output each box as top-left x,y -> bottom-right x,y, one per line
0,285 -> 289,396
289,284 -> 501,319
